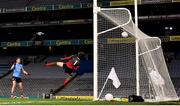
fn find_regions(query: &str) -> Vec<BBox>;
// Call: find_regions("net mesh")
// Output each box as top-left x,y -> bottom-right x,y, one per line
97,8 -> 178,101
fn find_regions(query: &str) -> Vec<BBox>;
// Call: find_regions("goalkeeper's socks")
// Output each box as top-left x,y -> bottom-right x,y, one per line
45,62 -> 56,67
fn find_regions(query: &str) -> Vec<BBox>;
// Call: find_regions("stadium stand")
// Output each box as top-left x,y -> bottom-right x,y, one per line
0,0 -> 92,8
28,0 -> 92,6
169,60 -> 180,78
167,59 -> 180,97
0,0 -> 28,8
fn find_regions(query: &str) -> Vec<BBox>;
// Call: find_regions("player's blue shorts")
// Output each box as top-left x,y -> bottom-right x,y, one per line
12,76 -> 22,83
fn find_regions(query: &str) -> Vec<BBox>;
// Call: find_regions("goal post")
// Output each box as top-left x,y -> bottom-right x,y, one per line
93,0 -> 98,100
134,0 -> 140,97
93,5 -> 179,101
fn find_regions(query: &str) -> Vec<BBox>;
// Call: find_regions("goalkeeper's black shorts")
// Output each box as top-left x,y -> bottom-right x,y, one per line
63,64 -> 73,74
12,76 -> 22,83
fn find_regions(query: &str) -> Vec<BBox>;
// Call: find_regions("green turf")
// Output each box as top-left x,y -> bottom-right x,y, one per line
0,98 -> 180,105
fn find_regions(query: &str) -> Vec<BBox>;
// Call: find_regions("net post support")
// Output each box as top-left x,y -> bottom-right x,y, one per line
134,0 -> 140,96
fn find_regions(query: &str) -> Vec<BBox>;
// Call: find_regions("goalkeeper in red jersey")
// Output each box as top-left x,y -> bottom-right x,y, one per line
45,52 -> 85,76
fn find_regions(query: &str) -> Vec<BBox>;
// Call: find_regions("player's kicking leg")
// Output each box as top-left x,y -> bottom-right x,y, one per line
56,62 -> 64,67
45,62 -> 63,67
45,62 -> 57,67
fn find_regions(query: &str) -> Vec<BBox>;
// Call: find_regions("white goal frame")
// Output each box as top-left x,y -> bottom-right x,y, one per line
93,0 -> 141,100
93,7 -> 141,101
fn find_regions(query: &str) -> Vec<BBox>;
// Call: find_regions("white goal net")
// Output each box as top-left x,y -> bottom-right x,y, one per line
94,7 -> 179,101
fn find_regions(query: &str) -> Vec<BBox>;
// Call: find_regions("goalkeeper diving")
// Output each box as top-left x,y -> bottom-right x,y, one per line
45,52 -> 85,77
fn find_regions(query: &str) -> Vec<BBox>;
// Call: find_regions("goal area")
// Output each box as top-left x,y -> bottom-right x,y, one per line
93,7 -> 179,102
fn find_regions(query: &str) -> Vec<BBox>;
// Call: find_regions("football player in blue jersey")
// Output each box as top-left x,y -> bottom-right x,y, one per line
10,57 -> 30,98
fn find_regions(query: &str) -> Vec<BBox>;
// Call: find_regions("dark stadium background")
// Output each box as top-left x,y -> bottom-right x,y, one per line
0,0 -> 180,98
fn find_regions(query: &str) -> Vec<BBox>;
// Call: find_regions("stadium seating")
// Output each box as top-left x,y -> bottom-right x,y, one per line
30,0 -> 92,6
167,59 -> 180,97
0,0 -> 28,8
0,0 -> 92,8
169,60 -> 180,78
0,75 -> 93,97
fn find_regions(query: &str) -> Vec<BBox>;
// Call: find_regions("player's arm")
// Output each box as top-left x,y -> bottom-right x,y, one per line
60,55 -> 73,61
22,68 -> 30,75
10,64 -> 15,70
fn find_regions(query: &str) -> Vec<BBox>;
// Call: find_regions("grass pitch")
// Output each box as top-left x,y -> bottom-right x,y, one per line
0,98 -> 180,105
